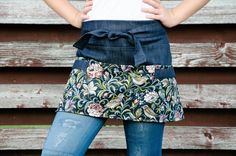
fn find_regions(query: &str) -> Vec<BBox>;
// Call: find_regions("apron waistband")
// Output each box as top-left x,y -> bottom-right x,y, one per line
73,21 -> 167,66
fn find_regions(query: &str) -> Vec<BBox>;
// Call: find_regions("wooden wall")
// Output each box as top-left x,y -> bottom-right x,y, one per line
0,0 -> 236,155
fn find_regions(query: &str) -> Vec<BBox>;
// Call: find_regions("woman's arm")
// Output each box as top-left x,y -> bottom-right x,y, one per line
43,0 -> 92,28
142,0 -> 210,28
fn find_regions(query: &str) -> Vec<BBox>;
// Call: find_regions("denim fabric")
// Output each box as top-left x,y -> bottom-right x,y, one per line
41,112 -> 106,156
41,112 -> 165,156
124,120 -> 165,156
73,20 -> 172,66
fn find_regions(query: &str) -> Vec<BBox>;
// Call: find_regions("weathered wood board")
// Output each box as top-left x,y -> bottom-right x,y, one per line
0,126 -> 235,150
1,42 -> 236,67
0,0 -> 235,24
0,84 -> 235,109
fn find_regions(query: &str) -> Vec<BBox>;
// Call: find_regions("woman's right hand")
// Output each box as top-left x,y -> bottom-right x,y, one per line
72,0 -> 93,28
43,0 -> 93,29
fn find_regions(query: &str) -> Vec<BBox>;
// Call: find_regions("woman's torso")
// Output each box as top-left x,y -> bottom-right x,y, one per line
84,0 -> 153,21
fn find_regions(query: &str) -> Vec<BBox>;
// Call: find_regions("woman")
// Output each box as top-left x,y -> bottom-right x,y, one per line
41,0 -> 209,155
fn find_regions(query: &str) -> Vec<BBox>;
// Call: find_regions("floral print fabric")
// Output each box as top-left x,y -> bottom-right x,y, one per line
56,57 -> 185,123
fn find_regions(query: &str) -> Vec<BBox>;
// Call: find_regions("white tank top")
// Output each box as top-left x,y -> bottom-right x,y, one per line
84,0 -> 153,21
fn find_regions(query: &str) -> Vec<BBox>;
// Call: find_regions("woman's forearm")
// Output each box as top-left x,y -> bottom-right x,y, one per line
170,0 -> 210,25
44,0 -> 81,26
142,0 -> 210,28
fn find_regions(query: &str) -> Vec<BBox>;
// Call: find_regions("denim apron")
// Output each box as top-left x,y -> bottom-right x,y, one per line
56,20 -> 185,123
72,20 -> 175,78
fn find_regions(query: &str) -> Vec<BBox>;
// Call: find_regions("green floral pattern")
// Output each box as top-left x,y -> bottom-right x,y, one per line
56,57 -> 185,123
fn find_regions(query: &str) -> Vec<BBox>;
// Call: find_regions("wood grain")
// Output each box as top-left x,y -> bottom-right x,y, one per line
0,0 -> 235,24
0,42 -> 236,67
0,126 -> 235,150
0,84 -> 235,109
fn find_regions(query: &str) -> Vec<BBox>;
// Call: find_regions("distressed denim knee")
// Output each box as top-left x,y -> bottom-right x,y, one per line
41,112 -> 106,156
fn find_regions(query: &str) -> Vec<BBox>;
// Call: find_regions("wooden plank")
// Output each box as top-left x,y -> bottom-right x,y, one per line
1,108 -> 236,126
0,42 -> 75,67
171,43 -> 236,67
0,126 -> 235,150
0,42 -> 236,67
0,0 -> 235,24
0,84 -> 235,109
1,67 -> 236,84
164,0 -> 236,24
0,84 -> 64,108
180,84 -> 236,109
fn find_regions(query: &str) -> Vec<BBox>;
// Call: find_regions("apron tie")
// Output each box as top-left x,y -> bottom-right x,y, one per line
73,29 -> 147,66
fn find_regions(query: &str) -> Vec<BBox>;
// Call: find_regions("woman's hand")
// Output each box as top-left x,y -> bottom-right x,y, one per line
142,0 -> 177,28
72,0 -> 93,28
43,0 -> 93,28
142,0 -> 210,28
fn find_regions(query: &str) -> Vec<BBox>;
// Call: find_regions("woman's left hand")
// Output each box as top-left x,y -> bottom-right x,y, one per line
142,0 -> 177,28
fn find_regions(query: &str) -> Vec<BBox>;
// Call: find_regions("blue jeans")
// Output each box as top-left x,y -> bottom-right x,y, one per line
41,112 -> 165,156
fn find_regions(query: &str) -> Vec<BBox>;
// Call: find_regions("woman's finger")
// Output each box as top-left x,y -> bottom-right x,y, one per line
83,6 -> 92,14
84,0 -> 93,7
143,0 -> 160,9
145,14 -> 162,20
142,8 -> 160,15
83,0 -> 93,15
81,13 -> 89,20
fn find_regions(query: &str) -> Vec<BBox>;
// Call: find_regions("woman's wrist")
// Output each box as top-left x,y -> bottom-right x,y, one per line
161,8 -> 179,28
164,8 -> 187,28
70,11 -> 84,28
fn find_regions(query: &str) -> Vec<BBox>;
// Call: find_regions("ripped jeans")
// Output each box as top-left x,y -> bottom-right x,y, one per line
41,112 -> 165,156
